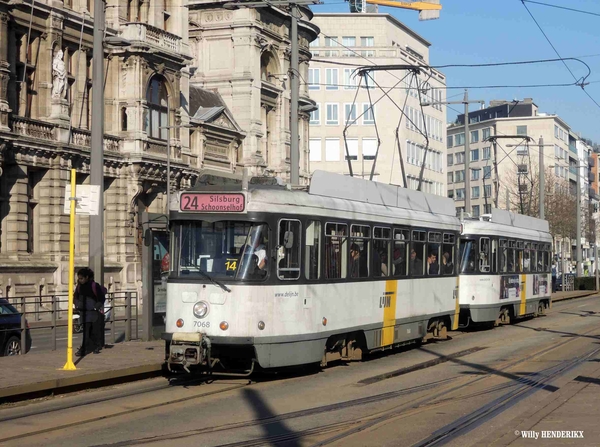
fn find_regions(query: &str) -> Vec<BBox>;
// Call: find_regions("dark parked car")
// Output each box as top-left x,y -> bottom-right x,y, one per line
0,299 -> 32,356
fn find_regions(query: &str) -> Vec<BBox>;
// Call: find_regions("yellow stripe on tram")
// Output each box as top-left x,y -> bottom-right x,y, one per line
381,279 -> 398,346
452,275 -> 460,330
520,274 -> 527,316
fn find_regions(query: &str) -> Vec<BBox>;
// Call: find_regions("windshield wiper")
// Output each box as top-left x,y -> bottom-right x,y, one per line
197,270 -> 231,293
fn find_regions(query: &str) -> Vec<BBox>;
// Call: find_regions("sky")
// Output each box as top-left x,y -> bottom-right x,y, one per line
309,0 -> 600,143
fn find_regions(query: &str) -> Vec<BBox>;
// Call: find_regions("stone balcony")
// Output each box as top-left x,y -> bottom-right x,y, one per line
9,116 -> 122,153
121,22 -> 182,54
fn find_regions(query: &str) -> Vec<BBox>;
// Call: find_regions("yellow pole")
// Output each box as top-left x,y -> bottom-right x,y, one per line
63,169 -> 77,370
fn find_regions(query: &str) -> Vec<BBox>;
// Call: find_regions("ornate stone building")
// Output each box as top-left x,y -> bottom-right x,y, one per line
188,0 -> 319,181
0,0 -> 244,296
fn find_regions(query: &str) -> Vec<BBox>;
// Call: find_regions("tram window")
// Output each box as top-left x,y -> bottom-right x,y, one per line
305,221 -> 321,280
491,239 -> 498,273
325,223 -> 347,279
427,232 -> 441,276
460,239 -> 477,273
350,225 -> 370,278
479,238 -> 490,273
523,242 -> 531,272
392,229 -> 409,277
411,231 -> 426,276
374,227 -> 391,277
544,245 -> 551,272
277,219 -> 301,280
516,241 -> 524,272
499,239 -> 508,273
442,233 -> 455,275
508,240 -> 516,273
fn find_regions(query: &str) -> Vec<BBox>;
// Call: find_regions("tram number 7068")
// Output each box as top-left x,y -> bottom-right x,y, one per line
193,321 -> 211,328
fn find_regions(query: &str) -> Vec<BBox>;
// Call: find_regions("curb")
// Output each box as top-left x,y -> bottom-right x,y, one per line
0,363 -> 166,403
552,291 -> 597,302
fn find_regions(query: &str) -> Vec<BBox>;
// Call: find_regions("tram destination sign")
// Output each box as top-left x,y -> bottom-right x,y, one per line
180,192 -> 246,213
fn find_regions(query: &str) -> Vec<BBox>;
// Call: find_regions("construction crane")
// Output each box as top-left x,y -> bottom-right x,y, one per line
348,0 -> 441,20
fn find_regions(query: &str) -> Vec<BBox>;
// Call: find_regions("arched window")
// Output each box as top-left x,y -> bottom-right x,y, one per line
121,107 -> 127,131
146,76 -> 169,140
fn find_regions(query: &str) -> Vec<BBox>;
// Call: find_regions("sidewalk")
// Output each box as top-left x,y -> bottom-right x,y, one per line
0,340 -> 165,403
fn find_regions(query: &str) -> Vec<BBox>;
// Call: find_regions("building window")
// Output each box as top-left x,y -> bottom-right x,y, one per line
326,103 -> 338,125
309,138 -> 321,162
470,130 -> 479,143
121,107 -> 128,131
448,189 -> 454,199
309,105 -> 320,125
472,186 -> 480,199
360,36 -> 374,47
471,149 -> 479,162
455,170 -> 465,182
308,68 -> 320,90
344,104 -> 357,125
483,146 -> 491,160
345,138 -> 358,161
325,68 -> 338,90
324,36 -> 338,47
447,135 -> 453,148
362,104 -> 374,125
484,184 -> 492,198
484,204 -> 492,214
516,125 -> 528,136
342,36 -> 356,47
471,169 -> 480,181
482,128 -> 491,140
455,133 -> 465,146
456,188 -> 465,200
483,166 -> 492,179
472,205 -> 480,217
362,138 -> 377,161
447,172 -> 453,184
455,152 -> 465,164
27,170 -> 44,253
325,138 -> 340,161
146,76 -> 169,140
344,69 -> 357,90
447,154 -> 453,166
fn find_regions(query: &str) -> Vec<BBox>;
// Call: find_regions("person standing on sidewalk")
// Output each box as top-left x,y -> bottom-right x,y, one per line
74,268 -> 105,355
552,264 -> 557,293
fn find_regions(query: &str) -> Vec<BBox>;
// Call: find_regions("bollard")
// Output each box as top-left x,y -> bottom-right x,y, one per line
52,296 -> 57,351
20,297 -> 26,356
110,294 -> 115,345
125,292 -> 132,341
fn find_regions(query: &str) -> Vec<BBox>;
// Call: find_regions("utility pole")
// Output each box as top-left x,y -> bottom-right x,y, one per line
539,136 -> 545,219
89,0 -> 105,282
464,90 -> 471,214
421,89 -> 483,214
290,4 -> 300,186
576,163 -> 582,277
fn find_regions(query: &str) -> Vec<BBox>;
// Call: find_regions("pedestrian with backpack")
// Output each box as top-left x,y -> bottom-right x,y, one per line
74,267 -> 106,356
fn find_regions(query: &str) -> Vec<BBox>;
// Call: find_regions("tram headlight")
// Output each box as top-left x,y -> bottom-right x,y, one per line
193,301 -> 209,319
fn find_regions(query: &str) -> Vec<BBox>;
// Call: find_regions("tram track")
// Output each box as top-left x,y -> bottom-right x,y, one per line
1,298 -> 596,446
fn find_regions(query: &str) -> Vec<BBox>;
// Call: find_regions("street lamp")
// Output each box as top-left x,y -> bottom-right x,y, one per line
159,124 -> 194,215
89,0 -> 132,284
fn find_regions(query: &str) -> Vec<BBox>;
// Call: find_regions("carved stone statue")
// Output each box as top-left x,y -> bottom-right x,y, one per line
52,49 -> 67,100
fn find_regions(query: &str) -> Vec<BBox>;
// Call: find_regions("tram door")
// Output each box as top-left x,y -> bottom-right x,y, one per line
152,230 -> 169,339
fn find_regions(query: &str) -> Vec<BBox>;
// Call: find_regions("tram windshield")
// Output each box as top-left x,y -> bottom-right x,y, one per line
175,221 -> 269,281
460,239 -> 477,273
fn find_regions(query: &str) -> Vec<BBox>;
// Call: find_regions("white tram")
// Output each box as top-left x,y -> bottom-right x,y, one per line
163,171 -> 461,373
458,209 -> 553,326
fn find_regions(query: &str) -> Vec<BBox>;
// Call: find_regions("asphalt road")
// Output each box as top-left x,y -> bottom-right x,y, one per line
1,295 -> 599,447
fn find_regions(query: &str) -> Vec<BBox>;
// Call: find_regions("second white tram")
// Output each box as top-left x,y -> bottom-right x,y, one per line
458,209 -> 553,326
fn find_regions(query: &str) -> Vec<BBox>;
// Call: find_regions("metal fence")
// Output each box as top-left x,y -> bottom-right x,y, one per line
2,292 -> 138,355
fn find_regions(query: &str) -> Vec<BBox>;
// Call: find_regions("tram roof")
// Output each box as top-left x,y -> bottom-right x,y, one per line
461,208 -> 551,241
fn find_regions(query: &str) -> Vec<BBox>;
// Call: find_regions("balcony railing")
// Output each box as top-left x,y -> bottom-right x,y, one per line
10,117 -> 57,141
569,144 -> 578,154
71,128 -> 122,152
122,22 -> 182,53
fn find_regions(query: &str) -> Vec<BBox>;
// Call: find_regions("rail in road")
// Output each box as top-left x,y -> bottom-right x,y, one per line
1,295 -> 599,446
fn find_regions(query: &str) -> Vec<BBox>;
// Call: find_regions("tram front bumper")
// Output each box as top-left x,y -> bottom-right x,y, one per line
166,332 -> 208,371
